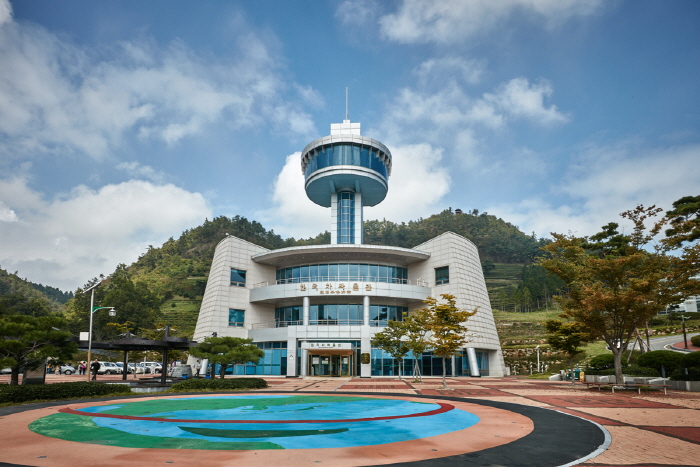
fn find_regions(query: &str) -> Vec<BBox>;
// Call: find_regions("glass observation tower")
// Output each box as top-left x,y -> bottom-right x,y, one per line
301,119 -> 392,244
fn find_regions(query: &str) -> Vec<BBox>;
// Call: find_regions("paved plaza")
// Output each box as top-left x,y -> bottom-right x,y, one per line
0,374 -> 698,467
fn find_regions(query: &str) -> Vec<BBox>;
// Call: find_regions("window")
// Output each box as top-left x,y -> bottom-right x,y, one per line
230,269 -> 246,287
229,309 -> 245,327
435,266 -> 449,285
337,191 -> 355,244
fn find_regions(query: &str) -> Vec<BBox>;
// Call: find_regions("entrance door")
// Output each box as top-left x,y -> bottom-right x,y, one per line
308,354 -> 353,377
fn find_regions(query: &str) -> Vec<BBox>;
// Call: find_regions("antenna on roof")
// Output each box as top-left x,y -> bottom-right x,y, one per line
345,87 -> 349,121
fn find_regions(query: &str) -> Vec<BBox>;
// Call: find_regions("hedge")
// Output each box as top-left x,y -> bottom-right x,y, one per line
169,378 -> 268,391
637,350 -> 684,375
691,335 -> 700,347
0,382 -> 132,404
584,365 -> 659,377
682,351 -> 700,369
670,367 -> 700,381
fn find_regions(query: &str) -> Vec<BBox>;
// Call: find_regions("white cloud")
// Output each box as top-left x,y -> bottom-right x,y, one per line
414,57 -> 486,86
0,200 -> 18,222
365,143 -> 451,222
0,176 -> 211,291
484,78 -> 569,126
376,0 -> 604,44
0,10 -> 317,162
116,162 -> 167,184
486,143 -> 700,238
256,153 -> 329,239
0,0 -> 11,26
335,0 -> 382,30
260,143 -> 451,238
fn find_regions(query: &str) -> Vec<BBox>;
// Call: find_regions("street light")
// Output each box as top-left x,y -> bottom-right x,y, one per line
84,282 -> 116,382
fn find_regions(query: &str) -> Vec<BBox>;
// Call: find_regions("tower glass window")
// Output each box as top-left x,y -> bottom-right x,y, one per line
337,191 -> 355,244
229,309 -> 245,327
231,269 -> 246,287
275,263 -> 408,284
435,266 -> 449,285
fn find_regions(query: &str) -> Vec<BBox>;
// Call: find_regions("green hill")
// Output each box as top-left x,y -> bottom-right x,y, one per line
0,267 -> 70,315
52,209 -> 561,336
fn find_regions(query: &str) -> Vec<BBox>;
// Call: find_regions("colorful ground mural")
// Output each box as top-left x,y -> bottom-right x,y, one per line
29,395 -> 479,450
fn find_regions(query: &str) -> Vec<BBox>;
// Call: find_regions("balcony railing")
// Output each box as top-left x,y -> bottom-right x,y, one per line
251,319 -> 385,329
252,278 -> 430,288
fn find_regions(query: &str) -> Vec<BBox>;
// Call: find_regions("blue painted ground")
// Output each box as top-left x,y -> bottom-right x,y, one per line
80,395 -> 480,449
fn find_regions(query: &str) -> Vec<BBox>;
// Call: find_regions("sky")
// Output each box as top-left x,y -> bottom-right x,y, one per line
1,0 -> 699,292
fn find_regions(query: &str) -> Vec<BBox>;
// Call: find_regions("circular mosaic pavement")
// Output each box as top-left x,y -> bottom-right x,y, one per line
30,395 -> 479,450
0,392 -> 609,467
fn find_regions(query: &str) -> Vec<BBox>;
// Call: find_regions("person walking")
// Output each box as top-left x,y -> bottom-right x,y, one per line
90,359 -> 100,381
195,360 -> 201,377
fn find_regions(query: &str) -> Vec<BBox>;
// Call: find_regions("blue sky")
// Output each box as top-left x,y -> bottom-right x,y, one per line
1,0 -> 699,292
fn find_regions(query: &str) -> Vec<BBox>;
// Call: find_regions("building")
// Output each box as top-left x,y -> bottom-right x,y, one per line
191,119 -> 506,377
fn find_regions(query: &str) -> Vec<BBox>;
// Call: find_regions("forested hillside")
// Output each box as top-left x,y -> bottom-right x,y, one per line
0,267 -> 70,315
364,208 -> 548,263
13,209 -> 555,337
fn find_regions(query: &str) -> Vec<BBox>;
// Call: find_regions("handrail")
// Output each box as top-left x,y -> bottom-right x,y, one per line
252,278 -> 430,288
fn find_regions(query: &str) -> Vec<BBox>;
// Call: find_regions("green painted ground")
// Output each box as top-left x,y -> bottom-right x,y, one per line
29,413 -> 283,450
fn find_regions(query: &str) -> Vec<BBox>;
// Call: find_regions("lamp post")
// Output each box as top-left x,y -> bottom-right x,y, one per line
85,282 -> 116,382
681,315 -> 689,350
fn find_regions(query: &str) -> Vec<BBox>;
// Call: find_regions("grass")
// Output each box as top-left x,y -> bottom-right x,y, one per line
526,373 -> 556,379
161,298 -> 202,336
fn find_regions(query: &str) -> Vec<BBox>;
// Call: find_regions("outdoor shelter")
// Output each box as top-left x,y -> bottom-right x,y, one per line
79,329 -> 198,385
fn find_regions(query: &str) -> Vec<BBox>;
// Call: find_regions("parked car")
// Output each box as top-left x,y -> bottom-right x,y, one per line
97,361 -> 122,375
115,362 -> 135,374
55,364 -> 76,375
1,367 -> 11,374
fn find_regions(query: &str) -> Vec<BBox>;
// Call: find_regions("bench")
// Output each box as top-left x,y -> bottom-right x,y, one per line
583,381 -> 671,395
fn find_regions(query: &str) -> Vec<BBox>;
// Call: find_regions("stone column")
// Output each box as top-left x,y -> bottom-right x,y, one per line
467,347 -> 480,377
303,296 -> 310,326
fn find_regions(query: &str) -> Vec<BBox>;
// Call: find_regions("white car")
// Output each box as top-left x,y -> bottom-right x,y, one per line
96,361 -> 122,375
53,364 -> 76,375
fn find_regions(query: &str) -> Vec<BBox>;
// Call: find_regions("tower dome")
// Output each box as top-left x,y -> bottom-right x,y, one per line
301,119 -> 392,244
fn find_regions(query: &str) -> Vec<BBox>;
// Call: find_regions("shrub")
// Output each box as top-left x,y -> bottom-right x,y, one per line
670,367 -> 700,381
0,382 -> 132,404
681,351 -> 700,369
637,350 -> 684,375
648,317 -> 665,326
169,377 -> 268,391
691,335 -> 700,347
589,354 -> 615,369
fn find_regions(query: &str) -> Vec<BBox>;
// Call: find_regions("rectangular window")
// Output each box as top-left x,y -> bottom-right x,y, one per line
435,266 -> 449,285
229,309 -> 245,327
230,269 -> 247,287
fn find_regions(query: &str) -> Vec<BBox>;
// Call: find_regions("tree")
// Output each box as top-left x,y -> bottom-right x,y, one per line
371,320 -> 410,380
403,309 -> 431,382
544,320 -> 590,384
664,195 -> 700,246
101,265 -> 162,338
421,294 -> 477,389
481,260 -> 495,275
189,336 -> 264,378
0,314 -> 78,385
539,205 -> 700,383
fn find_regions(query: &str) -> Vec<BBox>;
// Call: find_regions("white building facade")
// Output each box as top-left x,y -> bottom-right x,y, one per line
192,120 -> 506,377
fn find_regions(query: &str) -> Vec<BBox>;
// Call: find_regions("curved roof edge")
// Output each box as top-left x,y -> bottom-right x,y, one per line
252,243 -> 430,267
412,231 -> 478,250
